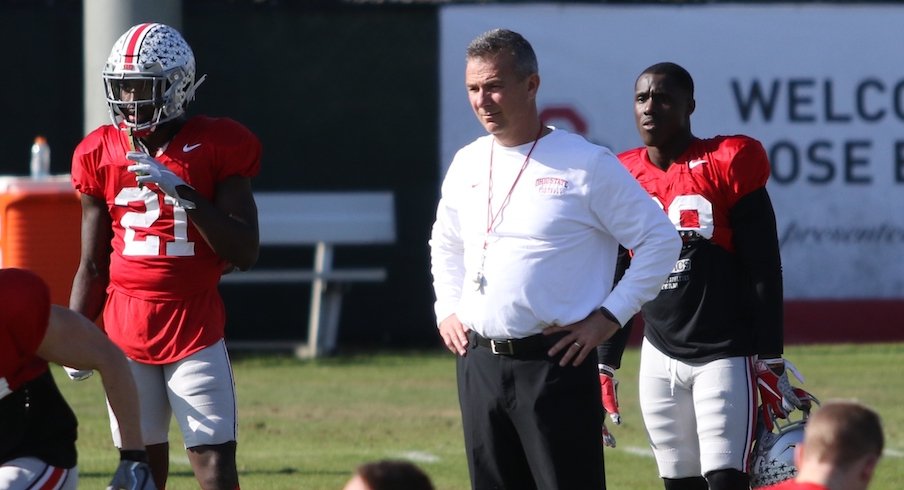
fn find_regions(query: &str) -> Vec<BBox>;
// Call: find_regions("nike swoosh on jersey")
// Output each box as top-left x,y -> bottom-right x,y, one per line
688,159 -> 707,169
183,143 -> 202,152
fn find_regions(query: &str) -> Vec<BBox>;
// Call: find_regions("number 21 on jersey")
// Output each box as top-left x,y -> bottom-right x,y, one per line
116,186 -> 195,257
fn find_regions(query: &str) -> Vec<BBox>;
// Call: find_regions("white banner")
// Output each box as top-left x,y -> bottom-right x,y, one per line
440,4 -> 904,300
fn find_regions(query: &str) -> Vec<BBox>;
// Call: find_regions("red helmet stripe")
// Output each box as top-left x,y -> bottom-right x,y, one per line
123,23 -> 155,69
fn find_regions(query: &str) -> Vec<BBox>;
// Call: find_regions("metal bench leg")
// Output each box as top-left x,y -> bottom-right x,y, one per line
320,288 -> 344,355
305,242 -> 333,358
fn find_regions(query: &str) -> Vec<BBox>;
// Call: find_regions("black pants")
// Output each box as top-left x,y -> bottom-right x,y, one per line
0,370 -> 78,467
457,332 -> 605,490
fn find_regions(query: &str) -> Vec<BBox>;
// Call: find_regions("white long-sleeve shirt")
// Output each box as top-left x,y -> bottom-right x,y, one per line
430,128 -> 681,339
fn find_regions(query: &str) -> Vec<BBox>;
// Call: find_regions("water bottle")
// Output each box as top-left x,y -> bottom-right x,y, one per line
30,135 -> 51,179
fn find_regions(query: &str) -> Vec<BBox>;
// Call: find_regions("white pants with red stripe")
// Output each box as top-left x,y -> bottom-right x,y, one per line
638,337 -> 757,479
0,457 -> 77,490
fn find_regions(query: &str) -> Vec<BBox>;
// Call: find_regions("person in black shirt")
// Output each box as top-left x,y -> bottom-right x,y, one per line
597,62 -> 808,490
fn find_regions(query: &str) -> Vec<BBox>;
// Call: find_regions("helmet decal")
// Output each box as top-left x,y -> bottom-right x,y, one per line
121,23 -> 155,71
749,389 -> 820,488
749,419 -> 805,487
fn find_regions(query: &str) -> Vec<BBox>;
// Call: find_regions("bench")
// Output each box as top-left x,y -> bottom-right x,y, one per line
220,191 -> 396,358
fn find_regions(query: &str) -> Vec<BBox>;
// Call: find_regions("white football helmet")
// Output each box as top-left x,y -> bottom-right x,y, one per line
749,390 -> 819,488
103,23 -> 206,132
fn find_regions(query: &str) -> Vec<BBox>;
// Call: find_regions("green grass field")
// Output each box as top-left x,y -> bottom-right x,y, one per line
57,342 -> 903,489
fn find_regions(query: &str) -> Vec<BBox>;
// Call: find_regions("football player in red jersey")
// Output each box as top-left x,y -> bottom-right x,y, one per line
68,23 -> 260,490
596,62 -> 808,490
0,268 -> 153,490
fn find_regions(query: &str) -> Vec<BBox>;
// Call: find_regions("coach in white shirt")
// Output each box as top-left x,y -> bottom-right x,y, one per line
429,28 -> 681,490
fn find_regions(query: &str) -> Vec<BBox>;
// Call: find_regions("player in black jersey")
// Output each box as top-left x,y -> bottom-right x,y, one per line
596,62 -> 809,490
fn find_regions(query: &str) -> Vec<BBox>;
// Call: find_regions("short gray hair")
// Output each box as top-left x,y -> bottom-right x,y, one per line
466,28 -> 538,79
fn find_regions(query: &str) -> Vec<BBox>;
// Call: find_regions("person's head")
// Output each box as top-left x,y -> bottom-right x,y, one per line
342,460 -> 434,490
632,62 -> 695,150
103,23 -> 205,135
464,28 -> 541,146
795,400 -> 883,490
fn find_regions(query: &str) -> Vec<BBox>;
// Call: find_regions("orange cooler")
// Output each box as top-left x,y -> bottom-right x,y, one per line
0,175 -> 81,306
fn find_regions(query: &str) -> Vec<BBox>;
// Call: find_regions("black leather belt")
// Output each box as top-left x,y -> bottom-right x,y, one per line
471,332 -> 551,356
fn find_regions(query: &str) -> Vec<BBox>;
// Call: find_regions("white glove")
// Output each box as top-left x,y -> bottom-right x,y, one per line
107,458 -> 155,490
126,151 -> 196,209
602,419 -> 616,448
63,365 -> 94,381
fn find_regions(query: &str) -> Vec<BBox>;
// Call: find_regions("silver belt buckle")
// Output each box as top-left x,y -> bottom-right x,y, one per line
490,339 -> 514,355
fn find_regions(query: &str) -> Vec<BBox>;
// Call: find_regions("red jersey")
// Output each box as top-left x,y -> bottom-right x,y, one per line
619,135 -> 781,361
0,268 -> 51,397
71,116 -> 261,363
619,135 -> 768,253
762,481 -> 827,490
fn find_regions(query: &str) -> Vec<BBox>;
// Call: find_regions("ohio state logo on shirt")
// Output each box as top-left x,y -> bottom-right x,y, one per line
535,177 -> 568,195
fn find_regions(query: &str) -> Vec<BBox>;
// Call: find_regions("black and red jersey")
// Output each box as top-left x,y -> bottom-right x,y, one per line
618,135 -> 784,362
0,268 -> 77,467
